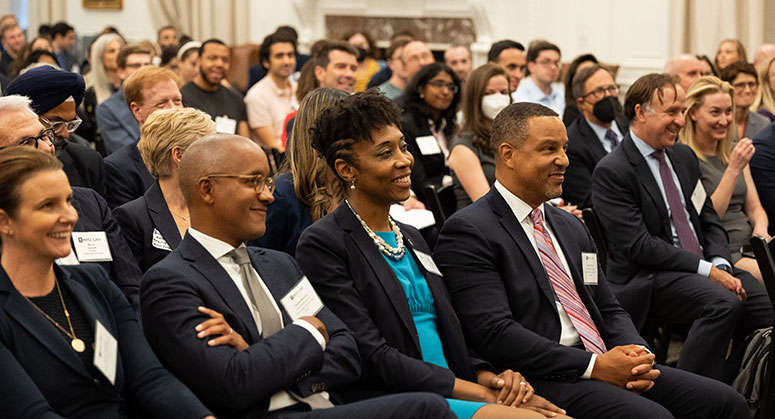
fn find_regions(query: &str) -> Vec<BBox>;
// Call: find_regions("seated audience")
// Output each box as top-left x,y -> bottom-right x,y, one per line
434,101 -> 750,419
562,64 -> 626,209
9,36 -> 54,77
245,32 -> 298,150
346,31 -> 383,92
752,56 -> 775,120
247,25 -> 310,90
591,73 -> 772,380
176,41 -> 201,85
444,44 -> 474,84
252,88 -> 348,256
679,75 -> 768,281
181,39 -> 249,138
79,33 -> 124,145
96,45 -> 152,155
487,40 -> 526,92
113,107 -> 216,272
720,61 -> 770,140
4,65 -> 106,197
664,54 -> 704,94
297,90 -> 569,419
513,41 -> 564,116
714,38 -> 747,73
448,64 -> 510,210
51,21 -> 77,72
751,117 -> 775,237
697,54 -> 717,77
0,23 -> 24,76
562,54 -> 598,126
313,41 -> 358,93
104,66 -> 182,208
401,63 -> 461,201
141,133 -> 457,419
376,36 -> 413,100
17,49 -> 59,73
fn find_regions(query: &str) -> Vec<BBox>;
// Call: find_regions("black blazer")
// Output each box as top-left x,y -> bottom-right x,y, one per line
591,134 -> 731,326
434,188 -> 645,381
141,235 -> 361,419
59,142 -> 107,198
72,186 -> 144,313
401,111 -> 449,201
113,181 -> 182,273
104,141 -> 154,209
751,123 -> 775,236
562,114 -> 628,209
0,263 -> 210,418
296,203 -> 490,401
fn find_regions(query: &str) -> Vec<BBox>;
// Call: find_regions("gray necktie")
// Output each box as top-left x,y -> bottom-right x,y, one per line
229,247 -> 282,337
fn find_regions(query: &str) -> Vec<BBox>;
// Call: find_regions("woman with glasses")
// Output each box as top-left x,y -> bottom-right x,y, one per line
400,63 -> 462,204
720,61 -> 771,141
679,76 -> 768,282
112,108 -> 215,273
0,146 -> 214,418
752,56 -> 775,121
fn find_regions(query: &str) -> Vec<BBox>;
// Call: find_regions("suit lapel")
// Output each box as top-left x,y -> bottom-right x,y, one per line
578,117 -> 607,161
145,182 -> 182,249
622,135 -> 672,237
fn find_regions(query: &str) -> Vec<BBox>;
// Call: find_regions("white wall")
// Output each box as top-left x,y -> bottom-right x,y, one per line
63,0 -> 157,42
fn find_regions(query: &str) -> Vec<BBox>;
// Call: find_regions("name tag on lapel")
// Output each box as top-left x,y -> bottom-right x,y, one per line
414,250 -> 443,277
415,135 -> 442,155
582,252 -> 598,285
151,228 -> 172,251
280,276 -> 324,320
93,320 -> 117,385
690,180 -> 707,215
215,115 -> 237,134
71,232 -> 113,262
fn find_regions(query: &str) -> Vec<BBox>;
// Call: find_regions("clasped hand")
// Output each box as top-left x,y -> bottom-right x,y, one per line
591,345 -> 659,393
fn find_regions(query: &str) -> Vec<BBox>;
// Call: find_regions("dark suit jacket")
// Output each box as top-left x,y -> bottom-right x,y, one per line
249,173 -> 311,257
296,203 -> 490,401
562,114 -> 628,209
433,189 -> 645,381
750,123 -> 775,236
0,263 -> 210,419
141,235 -> 361,419
59,143 -> 106,197
590,134 -> 731,326
72,187 -> 144,313
401,111 -> 449,202
113,181 -> 181,273
104,141 -> 154,209
96,88 -> 140,155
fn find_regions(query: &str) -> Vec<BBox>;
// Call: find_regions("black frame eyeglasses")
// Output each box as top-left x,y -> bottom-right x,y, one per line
0,128 -> 56,150
427,80 -> 459,94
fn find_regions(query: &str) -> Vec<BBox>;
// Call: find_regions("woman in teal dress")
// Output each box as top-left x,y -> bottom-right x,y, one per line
297,90 -> 569,419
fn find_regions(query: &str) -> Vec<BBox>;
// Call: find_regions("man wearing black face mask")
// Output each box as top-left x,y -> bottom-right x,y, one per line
562,64 -> 627,209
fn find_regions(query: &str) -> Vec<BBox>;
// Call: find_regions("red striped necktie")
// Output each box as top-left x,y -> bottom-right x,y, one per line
529,208 -> 606,354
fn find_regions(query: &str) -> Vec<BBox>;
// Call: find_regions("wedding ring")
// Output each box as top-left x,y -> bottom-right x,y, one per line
520,382 -> 526,385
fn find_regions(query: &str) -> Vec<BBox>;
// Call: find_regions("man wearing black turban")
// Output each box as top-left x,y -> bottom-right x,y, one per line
4,65 -> 106,196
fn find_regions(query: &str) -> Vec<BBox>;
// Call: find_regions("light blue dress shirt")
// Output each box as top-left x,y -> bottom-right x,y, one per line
588,118 -> 622,154
512,77 -> 565,116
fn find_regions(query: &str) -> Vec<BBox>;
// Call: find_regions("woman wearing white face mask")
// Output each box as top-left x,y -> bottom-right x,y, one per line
448,64 -> 511,210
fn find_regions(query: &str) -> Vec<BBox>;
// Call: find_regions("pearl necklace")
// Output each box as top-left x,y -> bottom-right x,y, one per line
346,199 -> 405,261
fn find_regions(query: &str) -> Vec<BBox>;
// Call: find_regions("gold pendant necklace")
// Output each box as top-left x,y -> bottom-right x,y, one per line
23,278 -> 85,353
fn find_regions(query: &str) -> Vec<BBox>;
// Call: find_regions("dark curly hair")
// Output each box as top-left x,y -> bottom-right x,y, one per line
402,62 -> 461,138
259,32 -> 297,70
310,89 -> 402,184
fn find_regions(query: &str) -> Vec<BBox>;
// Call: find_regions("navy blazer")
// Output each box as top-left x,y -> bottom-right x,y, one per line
59,142 -> 106,198
113,181 -> 181,273
0,263 -> 210,418
249,173 -> 311,257
141,234 -> 361,419
72,186 -> 144,313
434,188 -> 645,381
96,88 -> 141,155
562,114 -> 628,209
296,203 -> 490,401
591,134 -> 730,326
104,141 -> 154,209
401,111 -> 449,201
751,123 -> 775,236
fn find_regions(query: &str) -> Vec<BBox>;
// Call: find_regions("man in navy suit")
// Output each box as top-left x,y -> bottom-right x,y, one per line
141,134 -> 454,419
434,102 -> 748,419
591,73 -> 772,380
562,64 -> 627,209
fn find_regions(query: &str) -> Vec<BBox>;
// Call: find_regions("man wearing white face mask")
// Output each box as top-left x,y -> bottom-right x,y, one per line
562,64 -> 627,209
449,64 -> 513,210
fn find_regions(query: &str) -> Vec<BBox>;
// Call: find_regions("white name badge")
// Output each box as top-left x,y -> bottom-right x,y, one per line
582,252 -> 598,285
691,180 -> 707,215
56,248 -> 80,265
93,320 -> 117,385
280,276 -> 324,321
71,232 -> 113,262
415,135 -> 442,155
151,228 -> 172,251
215,116 -> 237,134
414,250 -> 443,277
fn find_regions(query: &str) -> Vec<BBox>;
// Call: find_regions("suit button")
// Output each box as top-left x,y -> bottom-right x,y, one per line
93,378 -> 100,384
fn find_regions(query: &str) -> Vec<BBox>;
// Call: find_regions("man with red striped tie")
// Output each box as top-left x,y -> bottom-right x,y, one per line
434,101 -> 749,419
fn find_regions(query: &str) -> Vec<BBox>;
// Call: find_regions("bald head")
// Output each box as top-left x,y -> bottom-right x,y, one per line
754,44 -> 775,72
664,54 -> 704,93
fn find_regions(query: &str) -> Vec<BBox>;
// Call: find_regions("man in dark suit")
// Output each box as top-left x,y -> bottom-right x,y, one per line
591,73 -> 772,380
434,102 -> 749,418
750,121 -> 775,236
104,66 -> 180,208
562,64 -> 627,209
141,134 -> 454,419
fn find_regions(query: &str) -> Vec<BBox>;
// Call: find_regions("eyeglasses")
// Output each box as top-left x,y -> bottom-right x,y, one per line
535,59 -> 561,68
206,173 -> 275,194
427,80 -> 459,94
583,85 -> 619,100
733,81 -> 758,90
0,127 -> 56,150
39,115 -> 82,133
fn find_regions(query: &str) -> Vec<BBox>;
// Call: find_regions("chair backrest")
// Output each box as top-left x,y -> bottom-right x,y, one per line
749,236 -> 775,417
581,208 -> 608,273
227,44 -> 260,93
423,184 -> 456,226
